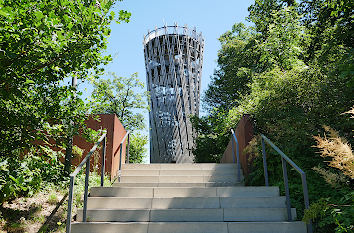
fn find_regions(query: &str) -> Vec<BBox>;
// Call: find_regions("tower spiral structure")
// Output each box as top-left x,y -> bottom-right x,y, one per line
143,25 -> 204,163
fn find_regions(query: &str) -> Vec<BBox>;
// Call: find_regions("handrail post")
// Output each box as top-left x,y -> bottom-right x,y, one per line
301,173 -> 313,233
65,133 -> 107,233
118,142 -> 123,182
261,137 -> 269,186
231,130 -> 241,182
281,157 -> 292,221
260,134 -> 312,232
66,176 -> 75,233
101,137 -> 106,187
235,137 -> 241,183
82,159 -> 90,222
231,135 -> 236,164
127,134 -> 130,164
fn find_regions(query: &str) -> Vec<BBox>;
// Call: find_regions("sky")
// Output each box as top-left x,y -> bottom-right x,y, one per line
80,0 -> 254,102
78,0 -> 255,161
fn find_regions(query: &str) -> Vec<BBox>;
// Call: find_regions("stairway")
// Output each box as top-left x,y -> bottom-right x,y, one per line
71,163 -> 307,233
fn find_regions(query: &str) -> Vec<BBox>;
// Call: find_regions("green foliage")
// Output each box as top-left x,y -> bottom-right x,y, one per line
89,72 -> 149,163
191,113 -> 229,162
0,0 -> 130,204
90,72 -> 149,131
193,0 -> 353,232
72,169 -> 111,209
303,125 -> 354,232
47,192 -> 58,205
203,23 -> 256,111
300,0 -> 353,61
303,192 -> 354,233
0,148 -> 64,203
128,133 -> 148,164
204,4 -> 307,112
0,0 -> 131,156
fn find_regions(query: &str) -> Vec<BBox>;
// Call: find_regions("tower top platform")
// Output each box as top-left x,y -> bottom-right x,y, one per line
143,25 -> 204,45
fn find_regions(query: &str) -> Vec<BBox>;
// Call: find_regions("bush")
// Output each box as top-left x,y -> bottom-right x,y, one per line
0,148 -> 65,204
302,125 -> 354,232
128,133 -> 148,164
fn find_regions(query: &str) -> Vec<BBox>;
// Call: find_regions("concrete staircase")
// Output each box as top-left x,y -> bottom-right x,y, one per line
71,163 -> 307,233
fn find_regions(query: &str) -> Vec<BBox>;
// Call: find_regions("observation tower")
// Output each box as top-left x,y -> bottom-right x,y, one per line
143,24 -> 204,163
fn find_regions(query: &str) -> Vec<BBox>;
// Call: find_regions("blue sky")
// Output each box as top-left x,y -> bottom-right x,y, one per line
78,0 -> 255,161
80,0 -> 254,103
104,0 -> 253,97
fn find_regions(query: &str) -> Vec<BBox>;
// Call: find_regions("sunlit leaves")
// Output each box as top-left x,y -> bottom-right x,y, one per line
128,133 -> 148,164
89,72 -> 149,131
0,0 -> 130,155
195,1 -> 353,231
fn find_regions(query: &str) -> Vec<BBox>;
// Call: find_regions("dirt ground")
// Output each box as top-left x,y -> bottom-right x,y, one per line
0,190 -> 67,233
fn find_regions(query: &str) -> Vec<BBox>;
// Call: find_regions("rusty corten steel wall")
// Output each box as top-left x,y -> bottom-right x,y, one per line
143,25 -> 204,163
221,114 -> 254,176
72,114 -> 127,179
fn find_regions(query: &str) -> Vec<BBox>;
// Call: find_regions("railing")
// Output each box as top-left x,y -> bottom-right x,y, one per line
230,129 -> 242,182
65,130 -> 130,233
117,131 -> 130,182
261,134 -> 312,233
143,24 -> 204,44
66,133 -> 107,233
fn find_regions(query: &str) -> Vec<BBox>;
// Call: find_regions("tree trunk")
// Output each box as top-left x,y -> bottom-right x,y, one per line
64,136 -> 73,176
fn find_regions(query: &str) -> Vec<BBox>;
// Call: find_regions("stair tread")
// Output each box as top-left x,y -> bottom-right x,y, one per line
71,221 -> 307,233
79,207 -> 293,210
77,207 -> 297,222
71,164 -> 306,233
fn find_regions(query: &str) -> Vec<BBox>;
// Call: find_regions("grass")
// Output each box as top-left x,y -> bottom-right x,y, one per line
0,171 -> 111,233
48,193 -> 59,205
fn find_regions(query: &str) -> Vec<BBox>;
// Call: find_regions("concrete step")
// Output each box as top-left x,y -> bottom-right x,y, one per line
91,186 -> 279,198
153,187 -> 279,198
77,208 -> 297,222
89,186 -> 279,198
71,222 -> 307,233
86,196 -> 286,209
90,187 -> 153,197
71,163 -> 306,233
118,175 -> 240,183
121,169 -> 240,176
227,222 -> 307,233
220,196 -> 286,208
112,182 -> 243,187
122,163 -> 238,170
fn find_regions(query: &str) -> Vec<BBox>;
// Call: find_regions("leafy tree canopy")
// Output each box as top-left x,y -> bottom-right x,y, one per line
0,0 -> 131,156
90,72 -> 149,131
128,132 -> 148,164
194,1 -> 353,231
89,72 -> 149,163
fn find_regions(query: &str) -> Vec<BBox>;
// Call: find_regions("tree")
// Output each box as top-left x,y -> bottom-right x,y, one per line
90,72 -> 149,162
194,1 -> 353,231
300,0 -> 353,62
128,133 -> 147,164
90,72 -> 149,131
303,110 -> 354,233
0,0 -> 131,157
203,23 -> 256,111
204,2 -> 305,113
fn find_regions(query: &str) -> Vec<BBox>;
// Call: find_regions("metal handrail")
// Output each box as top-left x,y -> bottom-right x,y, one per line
230,129 -> 241,182
143,25 -> 203,44
66,132 -> 107,233
261,134 -> 312,233
117,131 -> 130,182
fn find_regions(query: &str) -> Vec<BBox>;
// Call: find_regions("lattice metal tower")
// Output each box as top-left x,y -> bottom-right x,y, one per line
143,25 -> 204,163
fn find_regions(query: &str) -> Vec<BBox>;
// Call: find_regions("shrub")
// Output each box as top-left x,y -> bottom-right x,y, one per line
303,124 -> 354,232
0,147 -> 65,204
